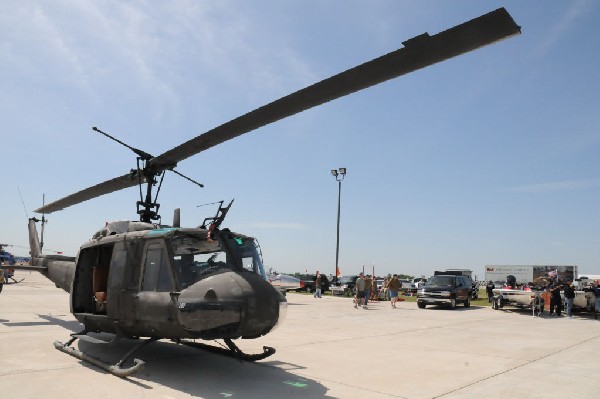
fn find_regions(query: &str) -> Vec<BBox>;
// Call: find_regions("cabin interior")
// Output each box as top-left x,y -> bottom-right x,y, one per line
72,244 -> 114,315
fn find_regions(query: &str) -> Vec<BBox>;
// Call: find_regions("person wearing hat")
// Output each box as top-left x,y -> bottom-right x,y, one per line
563,280 -> 575,318
549,280 -> 563,316
314,274 -> 323,298
592,280 -> 600,320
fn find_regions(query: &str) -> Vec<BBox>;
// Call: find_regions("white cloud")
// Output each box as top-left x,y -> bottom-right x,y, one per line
506,179 -> 600,193
1,1 -> 315,124
539,0 -> 593,53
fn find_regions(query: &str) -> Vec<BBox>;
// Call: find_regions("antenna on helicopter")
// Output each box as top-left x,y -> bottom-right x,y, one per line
17,186 -> 29,219
197,201 -> 224,208
40,193 -> 47,252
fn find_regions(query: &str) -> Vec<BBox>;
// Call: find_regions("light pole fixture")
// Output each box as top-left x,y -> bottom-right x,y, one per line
331,167 -> 346,282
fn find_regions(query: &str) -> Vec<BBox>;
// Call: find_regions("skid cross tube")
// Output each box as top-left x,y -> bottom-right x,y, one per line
54,334 -> 157,378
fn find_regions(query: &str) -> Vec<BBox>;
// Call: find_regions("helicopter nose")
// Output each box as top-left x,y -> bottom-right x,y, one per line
177,271 -> 286,339
230,272 -> 287,337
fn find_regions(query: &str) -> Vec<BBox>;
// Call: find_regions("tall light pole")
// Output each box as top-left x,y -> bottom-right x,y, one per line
331,167 -> 346,282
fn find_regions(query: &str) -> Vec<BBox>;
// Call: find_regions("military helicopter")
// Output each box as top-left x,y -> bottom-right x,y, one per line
0,243 -> 29,290
2,8 -> 519,377
0,244 -> 16,291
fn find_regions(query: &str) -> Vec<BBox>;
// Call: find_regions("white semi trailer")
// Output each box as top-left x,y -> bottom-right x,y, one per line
485,265 -> 578,286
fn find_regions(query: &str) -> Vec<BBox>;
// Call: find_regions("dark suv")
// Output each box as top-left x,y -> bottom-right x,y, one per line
416,275 -> 473,309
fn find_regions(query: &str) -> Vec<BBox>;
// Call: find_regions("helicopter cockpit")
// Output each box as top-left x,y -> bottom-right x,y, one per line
170,231 -> 267,290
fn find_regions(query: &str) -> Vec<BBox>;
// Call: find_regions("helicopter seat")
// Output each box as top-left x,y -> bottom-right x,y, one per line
92,266 -> 109,313
94,291 -> 107,302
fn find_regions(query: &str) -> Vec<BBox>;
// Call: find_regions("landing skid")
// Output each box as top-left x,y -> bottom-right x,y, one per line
54,331 -> 276,378
54,332 -> 155,378
180,338 -> 276,362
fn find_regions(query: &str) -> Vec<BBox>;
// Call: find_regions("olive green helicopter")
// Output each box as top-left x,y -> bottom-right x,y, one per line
3,8 -> 519,377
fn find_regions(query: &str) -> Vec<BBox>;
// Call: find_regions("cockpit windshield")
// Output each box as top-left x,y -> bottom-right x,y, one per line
425,276 -> 456,287
168,232 -> 267,289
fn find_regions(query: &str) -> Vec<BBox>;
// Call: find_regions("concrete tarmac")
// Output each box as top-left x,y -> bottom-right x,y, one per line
1,272 -> 599,399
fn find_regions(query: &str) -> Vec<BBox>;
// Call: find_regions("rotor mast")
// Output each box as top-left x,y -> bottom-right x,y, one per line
136,163 -> 161,223
92,126 -> 163,223
92,127 -> 203,223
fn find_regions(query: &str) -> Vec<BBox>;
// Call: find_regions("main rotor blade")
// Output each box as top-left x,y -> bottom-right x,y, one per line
151,8 -> 520,169
34,173 -> 143,214
37,8 -> 520,214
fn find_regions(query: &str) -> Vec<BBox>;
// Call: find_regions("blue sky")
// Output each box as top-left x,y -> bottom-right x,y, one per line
2,1 -> 599,280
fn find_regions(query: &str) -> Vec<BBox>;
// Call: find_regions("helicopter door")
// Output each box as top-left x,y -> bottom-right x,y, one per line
136,240 -> 177,335
106,244 -> 127,320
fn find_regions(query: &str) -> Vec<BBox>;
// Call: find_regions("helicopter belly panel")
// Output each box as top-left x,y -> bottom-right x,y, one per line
178,300 -> 243,338
75,313 -> 115,333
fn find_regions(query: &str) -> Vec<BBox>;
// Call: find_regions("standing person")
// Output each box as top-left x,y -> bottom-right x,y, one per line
381,276 -> 390,301
486,280 -> 495,303
354,272 -> 366,309
549,280 -> 563,316
387,274 -> 400,308
563,280 -> 575,318
364,274 -> 372,306
592,280 -> 600,320
314,274 -> 323,298
371,277 -> 378,301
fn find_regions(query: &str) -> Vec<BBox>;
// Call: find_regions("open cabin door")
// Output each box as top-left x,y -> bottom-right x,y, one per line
72,244 -> 114,315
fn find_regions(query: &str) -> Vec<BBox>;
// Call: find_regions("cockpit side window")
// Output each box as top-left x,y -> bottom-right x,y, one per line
241,249 -> 265,279
234,237 -> 267,281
